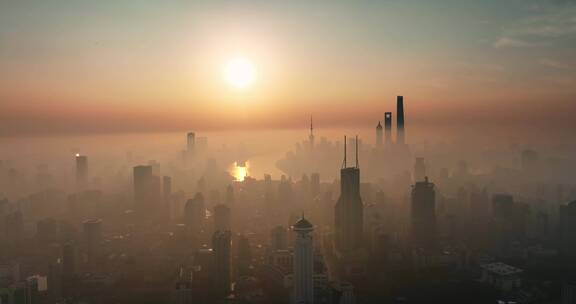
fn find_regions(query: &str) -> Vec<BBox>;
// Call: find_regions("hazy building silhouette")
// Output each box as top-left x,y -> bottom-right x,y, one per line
82,219 -> 102,268
133,165 -> 161,217
396,96 -> 405,145
36,218 -> 58,243
411,177 -> 436,249
212,230 -> 231,298
213,204 -> 231,232
492,194 -> 528,251
310,173 -> 320,198
384,112 -> 392,146
61,242 -> 77,298
335,137 -> 364,254
184,193 -> 205,234
270,225 -> 288,251
237,234 -> 252,276
186,132 -> 195,153
292,216 -> 314,304
559,201 -> 576,258
172,267 -> 192,304
75,154 -> 88,187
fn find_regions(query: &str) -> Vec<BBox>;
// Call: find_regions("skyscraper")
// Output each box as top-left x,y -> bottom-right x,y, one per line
292,216 -> 314,304
411,177 -> 436,249
375,121 -> 383,148
310,173 -> 320,198
184,193 -> 205,234
172,267 -> 192,304
384,112 -> 392,146
396,96 -> 405,145
213,204 -> 231,232
133,165 -> 160,217
186,132 -> 195,153
335,137 -> 364,254
270,225 -> 288,251
559,201 -> 576,258
237,234 -> 252,276
212,230 -> 231,298
75,154 -> 88,187
82,219 -> 102,268
61,242 -> 77,298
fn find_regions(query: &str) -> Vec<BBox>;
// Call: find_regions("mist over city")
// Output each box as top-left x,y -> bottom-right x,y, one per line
1,1 -> 576,304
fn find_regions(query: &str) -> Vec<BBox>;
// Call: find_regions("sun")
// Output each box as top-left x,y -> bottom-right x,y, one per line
224,57 -> 256,89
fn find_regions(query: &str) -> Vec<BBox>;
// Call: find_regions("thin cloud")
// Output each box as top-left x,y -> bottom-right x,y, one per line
540,58 -> 571,69
493,3 -> 576,48
493,37 -> 541,48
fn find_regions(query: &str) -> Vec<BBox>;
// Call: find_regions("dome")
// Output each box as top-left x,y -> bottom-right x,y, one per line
293,217 -> 313,230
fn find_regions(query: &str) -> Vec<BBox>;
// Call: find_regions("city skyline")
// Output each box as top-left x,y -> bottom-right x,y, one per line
1,1 -> 576,303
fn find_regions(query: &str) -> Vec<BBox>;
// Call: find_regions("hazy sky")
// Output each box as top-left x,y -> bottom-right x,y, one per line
1,0 -> 575,135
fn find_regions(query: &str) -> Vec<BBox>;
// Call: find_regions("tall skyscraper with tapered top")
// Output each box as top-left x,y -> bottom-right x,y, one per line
335,136 -> 364,254
292,216 -> 314,304
396,96 -> 405,145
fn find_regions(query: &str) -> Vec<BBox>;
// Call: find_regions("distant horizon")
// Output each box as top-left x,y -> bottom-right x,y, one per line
2,0 -> 575,135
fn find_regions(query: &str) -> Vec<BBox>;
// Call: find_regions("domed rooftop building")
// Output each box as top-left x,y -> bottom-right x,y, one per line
292,216 -> 313,232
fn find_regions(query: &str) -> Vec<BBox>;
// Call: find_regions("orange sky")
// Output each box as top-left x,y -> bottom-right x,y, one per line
1,1 -> 575,135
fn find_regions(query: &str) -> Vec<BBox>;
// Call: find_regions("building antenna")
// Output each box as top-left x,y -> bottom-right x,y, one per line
355,135 -> 359,168
342,136 -> 347,169
310,115 -> 313,136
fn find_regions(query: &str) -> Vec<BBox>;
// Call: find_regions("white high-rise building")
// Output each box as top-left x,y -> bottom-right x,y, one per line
292,216 -> 314,304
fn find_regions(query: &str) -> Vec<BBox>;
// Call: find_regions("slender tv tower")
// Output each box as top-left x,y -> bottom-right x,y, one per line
309,115 -> 315,150
396,96 -> 405,145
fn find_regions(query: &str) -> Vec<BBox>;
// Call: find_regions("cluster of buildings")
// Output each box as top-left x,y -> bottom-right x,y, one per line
2,96 -> 576,303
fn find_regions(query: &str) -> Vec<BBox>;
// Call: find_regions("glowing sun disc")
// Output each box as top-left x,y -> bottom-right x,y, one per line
224,57 -> 256,89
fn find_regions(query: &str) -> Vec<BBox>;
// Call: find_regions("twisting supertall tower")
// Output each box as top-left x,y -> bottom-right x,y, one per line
396,96 -> 405,145
335,136 -> 364,254
292,216 -> 314,304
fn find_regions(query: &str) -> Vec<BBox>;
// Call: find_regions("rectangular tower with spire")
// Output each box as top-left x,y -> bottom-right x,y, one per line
335,136 -> 364,254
